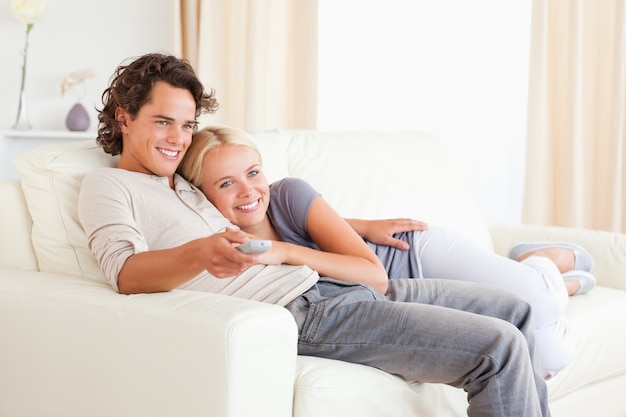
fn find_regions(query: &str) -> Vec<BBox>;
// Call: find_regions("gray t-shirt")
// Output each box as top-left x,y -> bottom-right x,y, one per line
79,168 -> 319,306
268,178 -> 421,279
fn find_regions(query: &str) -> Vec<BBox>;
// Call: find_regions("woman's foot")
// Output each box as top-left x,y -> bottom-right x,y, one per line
508,242 -> 594,272
515,247 -> 575,273
509,242 -> 597,296
562,270 -> 596,295
564,279 -> 580,295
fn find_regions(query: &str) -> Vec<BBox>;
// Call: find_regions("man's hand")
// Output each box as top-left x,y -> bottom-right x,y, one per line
201,228 -> 263,277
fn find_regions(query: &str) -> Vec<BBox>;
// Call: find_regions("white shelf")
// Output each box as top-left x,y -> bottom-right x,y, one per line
2,129 -> 96,140
1,130 -> 97,181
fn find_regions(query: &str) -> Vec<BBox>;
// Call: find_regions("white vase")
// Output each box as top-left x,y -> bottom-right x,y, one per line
13,89 -> 32,130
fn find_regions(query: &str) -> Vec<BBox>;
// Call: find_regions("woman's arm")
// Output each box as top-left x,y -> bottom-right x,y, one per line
260,196 -> 389,293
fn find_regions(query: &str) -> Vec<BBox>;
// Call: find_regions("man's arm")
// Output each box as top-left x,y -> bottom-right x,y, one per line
117,229 -> 258,294
79,170 -> 260,294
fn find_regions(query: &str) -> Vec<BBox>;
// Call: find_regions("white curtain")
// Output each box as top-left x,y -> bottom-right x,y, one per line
524,0 -> 626,232
179,0 -> 318,131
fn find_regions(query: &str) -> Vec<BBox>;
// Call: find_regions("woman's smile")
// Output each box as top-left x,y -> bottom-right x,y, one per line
237,199 -> 261,211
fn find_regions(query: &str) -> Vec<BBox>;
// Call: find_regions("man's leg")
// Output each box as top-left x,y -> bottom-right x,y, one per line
285,279 -> 549,417
386,278 -> 550,415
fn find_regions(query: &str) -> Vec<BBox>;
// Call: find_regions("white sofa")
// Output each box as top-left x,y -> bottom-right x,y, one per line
1,130 -> 626,417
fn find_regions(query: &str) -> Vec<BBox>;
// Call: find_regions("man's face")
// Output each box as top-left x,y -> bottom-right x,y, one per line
116,81 -> 197,183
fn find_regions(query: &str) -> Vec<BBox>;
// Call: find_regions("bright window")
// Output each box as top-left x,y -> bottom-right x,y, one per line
318,0 -> 531,223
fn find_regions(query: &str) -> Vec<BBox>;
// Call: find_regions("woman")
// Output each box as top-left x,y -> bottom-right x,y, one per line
178,125 -> 596,377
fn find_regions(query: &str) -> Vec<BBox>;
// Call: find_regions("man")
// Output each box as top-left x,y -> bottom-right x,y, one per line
79,52 -> 551,417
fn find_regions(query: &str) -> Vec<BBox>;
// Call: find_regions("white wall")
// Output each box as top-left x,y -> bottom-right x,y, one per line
318,0 -> 531,224
0,0 -> 179,132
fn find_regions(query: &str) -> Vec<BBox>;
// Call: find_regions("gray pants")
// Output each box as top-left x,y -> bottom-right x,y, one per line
285,278 -> 550,417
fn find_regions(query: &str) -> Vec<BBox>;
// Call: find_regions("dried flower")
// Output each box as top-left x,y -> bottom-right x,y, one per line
11,0 -> 45,25
61,68 -> 96,97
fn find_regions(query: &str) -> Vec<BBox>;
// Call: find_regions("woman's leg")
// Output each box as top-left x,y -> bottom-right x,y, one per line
413,226 -> 573,377
285,278 -> 549,417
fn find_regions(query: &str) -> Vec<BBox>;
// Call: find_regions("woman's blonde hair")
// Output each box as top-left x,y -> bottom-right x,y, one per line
178,126 -> 263,187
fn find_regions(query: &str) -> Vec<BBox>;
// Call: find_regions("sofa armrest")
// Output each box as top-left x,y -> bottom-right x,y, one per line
489,223 -> 626,291
0,268 -> 297,417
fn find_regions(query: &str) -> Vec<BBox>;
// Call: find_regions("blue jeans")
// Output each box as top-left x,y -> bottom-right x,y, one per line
285,278 -> 550,417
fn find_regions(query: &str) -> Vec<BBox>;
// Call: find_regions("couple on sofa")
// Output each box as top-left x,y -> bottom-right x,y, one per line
78,52 -> 594,417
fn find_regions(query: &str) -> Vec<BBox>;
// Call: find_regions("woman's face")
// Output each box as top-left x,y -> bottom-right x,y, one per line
199,144 -> 270,231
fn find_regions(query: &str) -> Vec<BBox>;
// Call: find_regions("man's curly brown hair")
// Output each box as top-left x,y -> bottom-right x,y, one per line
96,53 -> 219,156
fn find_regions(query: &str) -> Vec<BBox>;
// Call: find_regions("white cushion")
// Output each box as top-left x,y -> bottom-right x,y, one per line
547,287 -> 626,399
15,139 -> 118,282
294,355 -> 467,417
248,129 -> 293,183
0,182 -> 37,270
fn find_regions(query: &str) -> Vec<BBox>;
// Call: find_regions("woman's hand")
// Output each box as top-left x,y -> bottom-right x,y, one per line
345,218 -> 429,250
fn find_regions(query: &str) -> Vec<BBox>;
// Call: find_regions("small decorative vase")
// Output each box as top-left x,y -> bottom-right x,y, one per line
13,88 -> 32,130
65,102 -> 90,132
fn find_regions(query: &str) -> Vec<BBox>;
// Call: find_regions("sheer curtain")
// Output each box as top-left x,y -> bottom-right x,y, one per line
524,0 -> 626,232
179,0 -> 318,131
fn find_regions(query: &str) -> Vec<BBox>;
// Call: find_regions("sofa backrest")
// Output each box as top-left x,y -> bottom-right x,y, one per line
0,181 -> 38,270
259,130 -> 493,250
10,130 -> 492,283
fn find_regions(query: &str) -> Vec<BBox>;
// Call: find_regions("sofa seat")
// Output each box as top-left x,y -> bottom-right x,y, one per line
547,287 -> 626,417
288,286 -> 626,417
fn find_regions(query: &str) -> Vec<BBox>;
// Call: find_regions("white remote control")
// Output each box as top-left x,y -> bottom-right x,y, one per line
236,240 -> 272,254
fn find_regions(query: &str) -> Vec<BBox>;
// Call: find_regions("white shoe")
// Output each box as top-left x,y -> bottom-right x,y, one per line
508,241 -> 594,272
562,270 -> 596,295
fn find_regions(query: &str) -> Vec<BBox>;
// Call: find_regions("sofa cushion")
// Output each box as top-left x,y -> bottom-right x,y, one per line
15,139 -> 117,282
547,287 -> 626,399
0,182 -> 37,270
294,355 -> 467,417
